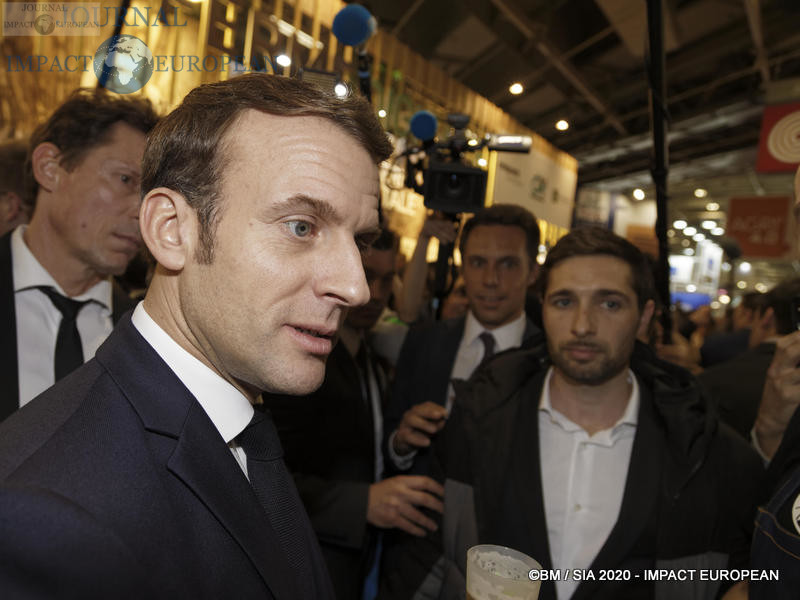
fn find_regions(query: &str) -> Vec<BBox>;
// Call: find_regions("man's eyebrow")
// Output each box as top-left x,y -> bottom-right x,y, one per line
271,194 -> 343,224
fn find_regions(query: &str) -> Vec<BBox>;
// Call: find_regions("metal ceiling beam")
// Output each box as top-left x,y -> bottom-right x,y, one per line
743,0 -> 771,84
489,25 -> 615,106
482,0 -> 628,134
392,0 -> 427,37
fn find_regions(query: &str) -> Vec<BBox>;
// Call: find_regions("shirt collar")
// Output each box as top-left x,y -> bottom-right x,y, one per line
539,366 -> 640,435
131,302 -> 254,444
463,309 -> 527,352
11,225 -> 112,308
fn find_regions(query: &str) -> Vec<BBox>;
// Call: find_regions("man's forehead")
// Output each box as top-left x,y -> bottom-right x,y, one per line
547,255 -> 635,292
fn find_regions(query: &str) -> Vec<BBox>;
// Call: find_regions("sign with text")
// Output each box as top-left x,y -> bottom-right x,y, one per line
727,196 -> 791,258
491,148 -> 577,229
756,102 -> 800,172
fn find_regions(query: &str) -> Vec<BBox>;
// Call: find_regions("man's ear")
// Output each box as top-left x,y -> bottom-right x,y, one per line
30,142 -> 62,192
139,187 -> 197,272
637,299 -> 656,340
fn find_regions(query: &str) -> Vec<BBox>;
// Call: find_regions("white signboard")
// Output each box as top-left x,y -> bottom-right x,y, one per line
491,148 -> 578,229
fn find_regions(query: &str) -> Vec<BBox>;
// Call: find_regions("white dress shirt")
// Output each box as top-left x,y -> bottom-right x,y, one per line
131,303 -> 255,477
539,367 -> 639,600
388,310 -> 528,469
12,226 -> 113,407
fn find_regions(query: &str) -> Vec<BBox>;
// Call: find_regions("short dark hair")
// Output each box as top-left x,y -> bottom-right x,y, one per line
142,74 -> 393,263
0,139 -> 28,201
535,226 -> 655,311
25,89 -> 158,207
763,277 -> 800,335
459,203 -> 540,266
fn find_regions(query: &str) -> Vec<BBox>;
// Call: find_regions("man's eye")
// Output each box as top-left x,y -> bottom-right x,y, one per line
287,221 -> 313,238
602,300 -> 621,310
120,174 -> 131,184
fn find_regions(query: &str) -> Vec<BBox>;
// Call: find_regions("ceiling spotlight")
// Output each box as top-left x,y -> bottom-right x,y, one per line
686,284 -> 697,292
739,261 -> 751,274
467,138 -> 479,147
706,202 -> 720,212
477,157 -> 488,167
694,188 -> 708,198
755,282 -> 767,292
711,301 -> 721,310
683,248 -> 694,256
681,239 -> 690,247
684,226 -> 697,236
673,220 -> 687,230
555,119 -> 569,131
711,227 -> 725,236
509,82 -> 524,95
377,109 -> 387,118
721,262 -> 731,272
719,294 -> 731,304
667,229 -> 675,238
737,281 -> 747,289
701,220 -> 716,230
275,54 -> 292,67
334,82 -> 349,97
633,188 -> 645,201
693,233 -> 705,242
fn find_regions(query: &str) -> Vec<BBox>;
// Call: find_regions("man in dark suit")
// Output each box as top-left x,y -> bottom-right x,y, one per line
0,73 -> 393,598
0,90 -> 158,422
381,227 -> 763,600
265,229 -> 443,599
384,203 -> 541,473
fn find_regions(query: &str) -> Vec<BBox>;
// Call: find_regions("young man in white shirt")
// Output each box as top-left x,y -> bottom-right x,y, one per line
381,226 -> 763,600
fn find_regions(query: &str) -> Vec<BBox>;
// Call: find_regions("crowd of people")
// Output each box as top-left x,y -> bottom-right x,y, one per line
0,73 -> 797,600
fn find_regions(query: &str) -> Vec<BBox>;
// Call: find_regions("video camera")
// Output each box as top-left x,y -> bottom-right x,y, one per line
403,111 -> 532,214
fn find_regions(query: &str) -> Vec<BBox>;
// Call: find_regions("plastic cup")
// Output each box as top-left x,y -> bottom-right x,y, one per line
466,544 -> 541,600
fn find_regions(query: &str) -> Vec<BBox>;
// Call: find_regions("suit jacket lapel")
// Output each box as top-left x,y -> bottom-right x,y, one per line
96,317 -> 299,599
0,232 -> 18,422
167,402 -> 299,599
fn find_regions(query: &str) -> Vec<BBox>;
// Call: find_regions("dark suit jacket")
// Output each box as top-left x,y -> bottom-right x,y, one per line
383,314 -> 539,473
0,231 -> 135,422
0,315 -> 334,599
698,341 -> 776,439
264,341 -> 384,600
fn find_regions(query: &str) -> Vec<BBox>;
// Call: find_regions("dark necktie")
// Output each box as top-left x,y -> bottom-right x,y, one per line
479,331 -> 496,365
37,286 -> 92,381
236,410 -> 314,596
